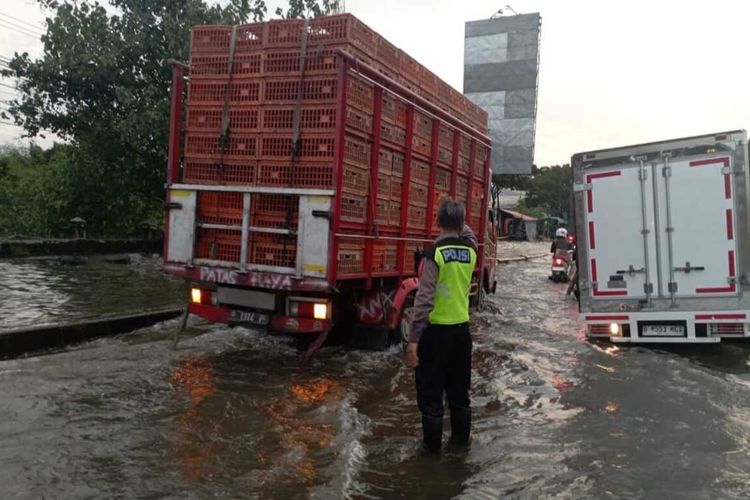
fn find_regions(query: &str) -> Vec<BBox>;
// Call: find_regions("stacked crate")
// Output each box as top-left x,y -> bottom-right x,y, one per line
184,14 -> 489,271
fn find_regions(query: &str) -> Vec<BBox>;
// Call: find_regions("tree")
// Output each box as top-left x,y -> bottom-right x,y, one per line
0,144 -> 73,237
2,0 -> 338,236
523,164 -> 572,219
275,0 -> 342,18
490,171 -> 533,208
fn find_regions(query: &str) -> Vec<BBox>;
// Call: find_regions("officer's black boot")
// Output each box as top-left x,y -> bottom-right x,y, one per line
447,407 -> 471,449
421,415 -> 443,454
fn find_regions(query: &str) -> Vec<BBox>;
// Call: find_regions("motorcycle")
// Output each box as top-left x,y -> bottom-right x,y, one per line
549,235 -> 576,283
550,249 -> 572,283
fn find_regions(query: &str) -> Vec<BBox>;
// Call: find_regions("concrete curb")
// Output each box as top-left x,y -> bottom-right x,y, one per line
0,238 -> 163,258
0,308 -> 182,359
497,252 -> 549,264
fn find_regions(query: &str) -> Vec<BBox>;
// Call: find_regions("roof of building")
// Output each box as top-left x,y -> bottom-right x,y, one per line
500,208 -> 537,222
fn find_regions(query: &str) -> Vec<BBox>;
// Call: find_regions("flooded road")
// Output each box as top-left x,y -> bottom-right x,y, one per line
0,255 -> 183,328
3,244 -> 750,498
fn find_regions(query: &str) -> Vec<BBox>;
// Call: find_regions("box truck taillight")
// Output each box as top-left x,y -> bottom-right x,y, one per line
191,288 -> 215,305
288,298 -> 330,320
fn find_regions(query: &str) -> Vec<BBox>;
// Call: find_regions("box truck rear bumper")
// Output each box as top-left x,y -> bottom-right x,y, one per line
584,311 -> 749,343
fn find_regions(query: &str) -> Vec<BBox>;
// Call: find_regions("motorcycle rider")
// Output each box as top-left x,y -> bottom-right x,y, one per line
551,227 -> 572,254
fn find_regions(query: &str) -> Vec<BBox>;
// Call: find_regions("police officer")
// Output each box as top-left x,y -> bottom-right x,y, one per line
404,199 -> 477,453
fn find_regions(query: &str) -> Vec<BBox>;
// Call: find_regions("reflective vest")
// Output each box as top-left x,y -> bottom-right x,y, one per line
427,237 -> 477,325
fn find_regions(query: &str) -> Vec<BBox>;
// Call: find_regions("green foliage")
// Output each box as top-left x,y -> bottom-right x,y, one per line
513,198 -> 545,220
1,0 -> 338,237
523,164 -> 572,219
0,144 -> 72,237
275,0 -> 341,18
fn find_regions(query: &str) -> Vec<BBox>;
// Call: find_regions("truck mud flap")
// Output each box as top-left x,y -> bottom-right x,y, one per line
349,324 -> 390,351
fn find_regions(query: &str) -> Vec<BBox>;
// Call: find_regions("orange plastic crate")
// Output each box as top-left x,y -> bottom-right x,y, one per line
378,148 -> 393,176
381,92 -> 408,127
250,233 -> 296,268
392,151 -> 405,178
342,162 -> 369,197
389,200 -> 402,226
375,198 -> 390,226
438,122 -> 454,149
185,133 -> 257,160
407,205 -> 427,230
435,167 -> 451,192
389,176 -> 403,201
337,238 -> 365,274
410,158 -> 430,186
190,24 -> 265,53
189,80 -> 260,105
456,176 -> 469,200
195,228 -> 241,263
414,111 -> 433,140
264,77 -> 338,103
263,47 -> 338,75
187,106 -> 259,133
261,134 -> 335,161
183,158 -> 256,185
377,173 -> 391,200
197,191 -> 244,226
340,194 -> 367,223
412,135 -> 431,157
409,182 -> 429,208
380,122 -> 406,146
346,75 -> 374,113
345,106 -> 373,133
189,52 -> 263,78
343,135 -> 371,169
262,106 -> 336,132
399,51 -> 421,86
372,239 -> 398,272
251,194 -> 298,229
256,161 -> 333,189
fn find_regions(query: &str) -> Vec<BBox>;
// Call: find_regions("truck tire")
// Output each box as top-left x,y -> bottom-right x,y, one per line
395,295 -> 415,349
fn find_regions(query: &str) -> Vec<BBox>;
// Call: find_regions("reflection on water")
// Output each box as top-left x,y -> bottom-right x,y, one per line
0,255 -> 183,328
169,355 -> 219,480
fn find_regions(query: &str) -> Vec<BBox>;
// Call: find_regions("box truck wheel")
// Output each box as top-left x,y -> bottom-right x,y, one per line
396,295 -> 415,350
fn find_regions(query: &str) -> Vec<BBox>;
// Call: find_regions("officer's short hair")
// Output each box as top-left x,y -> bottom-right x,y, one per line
437,199 -> 465,230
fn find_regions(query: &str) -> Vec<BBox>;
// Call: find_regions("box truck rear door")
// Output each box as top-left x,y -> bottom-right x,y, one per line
585,164 -> 656,299
655,155 -> 738,297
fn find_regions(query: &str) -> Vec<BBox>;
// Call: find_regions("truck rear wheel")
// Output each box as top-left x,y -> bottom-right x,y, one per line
396,296 -> 415,349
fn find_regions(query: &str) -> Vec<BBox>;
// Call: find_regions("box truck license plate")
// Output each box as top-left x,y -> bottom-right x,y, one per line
229,310 -> 270,326
643,325 -> 685,337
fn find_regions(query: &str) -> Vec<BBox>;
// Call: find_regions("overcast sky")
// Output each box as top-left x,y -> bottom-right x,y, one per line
2,0 -> 749,166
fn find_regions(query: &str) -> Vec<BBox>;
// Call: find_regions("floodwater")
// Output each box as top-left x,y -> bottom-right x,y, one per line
3,244 -> 750,498
0,254 -> 184,328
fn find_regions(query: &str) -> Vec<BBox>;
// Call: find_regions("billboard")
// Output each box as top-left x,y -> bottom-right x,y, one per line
464,13 -> 541,175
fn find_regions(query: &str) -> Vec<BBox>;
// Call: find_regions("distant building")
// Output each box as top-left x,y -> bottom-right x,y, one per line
499,208 -> 538,241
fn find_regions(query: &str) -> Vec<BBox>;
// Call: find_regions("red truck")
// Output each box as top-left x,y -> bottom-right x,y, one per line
162,14 -> 497,353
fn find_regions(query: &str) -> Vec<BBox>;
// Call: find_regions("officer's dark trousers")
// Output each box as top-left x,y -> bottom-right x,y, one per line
415,322 -> 472,452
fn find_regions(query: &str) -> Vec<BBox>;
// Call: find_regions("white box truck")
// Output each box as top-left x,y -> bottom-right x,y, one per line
572,130 -> 749,343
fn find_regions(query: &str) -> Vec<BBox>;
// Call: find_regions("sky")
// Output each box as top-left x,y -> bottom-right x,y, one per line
1,0 -> 749,166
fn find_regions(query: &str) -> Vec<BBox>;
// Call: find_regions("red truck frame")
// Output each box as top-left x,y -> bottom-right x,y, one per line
163,36 -> 496,351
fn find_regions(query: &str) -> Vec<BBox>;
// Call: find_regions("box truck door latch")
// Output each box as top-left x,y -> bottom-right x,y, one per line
616,265 -> 645,276
312,210 -> 331,219
165,202 -> 182,210
674,262 -> 705,273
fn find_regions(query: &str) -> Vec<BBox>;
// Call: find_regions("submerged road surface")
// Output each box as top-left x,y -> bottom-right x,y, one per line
3,245 -> 750,498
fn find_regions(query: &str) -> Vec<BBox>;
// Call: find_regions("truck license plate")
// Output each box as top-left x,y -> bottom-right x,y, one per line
643,325 -> 685,337
229,310 -> 270,326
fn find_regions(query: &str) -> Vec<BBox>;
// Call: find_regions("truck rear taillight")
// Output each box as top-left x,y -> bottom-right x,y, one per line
191,288 -> 214,305
288,298 -> 330,320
